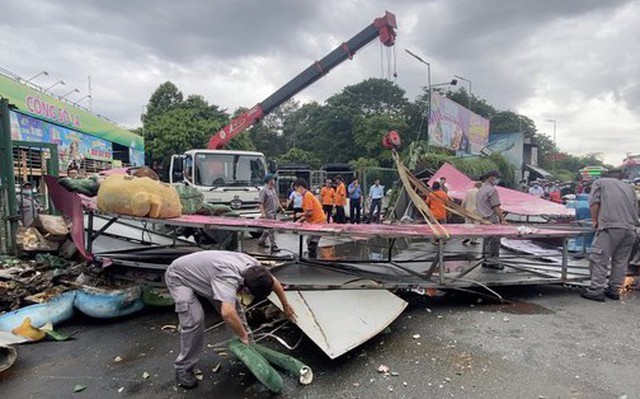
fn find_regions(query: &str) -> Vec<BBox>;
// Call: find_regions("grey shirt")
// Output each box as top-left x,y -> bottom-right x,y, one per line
168,251 -> 261,303
589,177 -> 639,231
476,183 -> 501,219
259,185 -> 279,216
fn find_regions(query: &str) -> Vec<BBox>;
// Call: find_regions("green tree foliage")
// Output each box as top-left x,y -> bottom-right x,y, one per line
276,148 -> 321,169
489,111 -> 537,138
142,84 -> 231,167
143,103 -> 228,167
142,81 -> 184,124
443,88 -> 497,119
249,100 -> 298,158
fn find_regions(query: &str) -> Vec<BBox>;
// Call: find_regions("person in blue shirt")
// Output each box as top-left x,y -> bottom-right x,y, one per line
368,178 -> 385,223
348,177 -> 363,223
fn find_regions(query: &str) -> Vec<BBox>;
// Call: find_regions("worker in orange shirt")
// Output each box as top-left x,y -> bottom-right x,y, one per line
320,179 -> 335,223
294,178 -> 325,258
426,182 -> 449,223
333,175 -> 347,224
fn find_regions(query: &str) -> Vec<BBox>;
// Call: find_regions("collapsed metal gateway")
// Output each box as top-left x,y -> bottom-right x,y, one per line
0,99 -> 59,254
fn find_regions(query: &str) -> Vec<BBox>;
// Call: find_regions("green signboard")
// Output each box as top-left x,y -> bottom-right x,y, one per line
0,74 -> 143,150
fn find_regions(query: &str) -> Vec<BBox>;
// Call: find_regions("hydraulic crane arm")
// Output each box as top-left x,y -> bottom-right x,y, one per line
208,11 -> 397,149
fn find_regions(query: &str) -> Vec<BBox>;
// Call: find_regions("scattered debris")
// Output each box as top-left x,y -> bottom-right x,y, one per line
212,363 -> 221,373
0,345 -> 18,373
403,381 -> 408,386
114,356 -> 123,362
73,384 -> 86,393
118,387 -> 124,393
161,324 -> 177,331
376,364 -> 390,374
142,371 -> 150,379
12,317 -> 46,341
353,382 -> 360,387
412,334 -> 421,339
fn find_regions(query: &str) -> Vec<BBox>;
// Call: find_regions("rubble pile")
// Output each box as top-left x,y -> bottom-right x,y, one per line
0,255 -> 86,312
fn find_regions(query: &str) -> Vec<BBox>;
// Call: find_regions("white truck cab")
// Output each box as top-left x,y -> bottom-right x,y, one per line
170,149 -> 267,218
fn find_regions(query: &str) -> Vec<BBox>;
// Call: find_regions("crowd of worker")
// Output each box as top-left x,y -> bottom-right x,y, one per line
283,174 -> 386,225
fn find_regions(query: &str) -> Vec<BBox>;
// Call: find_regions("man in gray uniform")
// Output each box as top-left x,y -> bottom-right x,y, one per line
165,250 -> 296,388
17,181 -> 40,227
476,170 -> 506,268
257,174 -> 280,252
581,169 -> 639,302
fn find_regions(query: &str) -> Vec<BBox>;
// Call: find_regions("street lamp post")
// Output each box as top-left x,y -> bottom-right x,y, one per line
454,74 -> 472,111
43,80 -> 65,93
25,71 -> 48,84
545,119 -> 557,175
60,88 -> 80,99
405,49 -> 431,143
430,79 -> 458,90
75,94 -> 91,106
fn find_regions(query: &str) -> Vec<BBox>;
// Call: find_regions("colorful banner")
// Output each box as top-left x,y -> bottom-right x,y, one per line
129,148 -> 145,167
11,111 -> 113,168
0,74 -> 143,151
488,132 -> 525,180
427,92 -> 490,155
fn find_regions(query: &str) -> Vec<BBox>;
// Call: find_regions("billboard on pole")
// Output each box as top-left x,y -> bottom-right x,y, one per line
427,92 -> 490,155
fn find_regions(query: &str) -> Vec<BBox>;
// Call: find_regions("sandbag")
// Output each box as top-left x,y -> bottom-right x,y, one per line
31,214 -> 69,242
58,176 -> 101,197
97,175 -> 182,218
173,184 -> 205,215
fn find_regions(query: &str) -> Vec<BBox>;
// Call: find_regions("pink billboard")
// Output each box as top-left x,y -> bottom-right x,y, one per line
427,92 -> 490,155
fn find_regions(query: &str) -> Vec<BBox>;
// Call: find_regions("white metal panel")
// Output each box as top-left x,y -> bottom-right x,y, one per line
269,289 -> 407,359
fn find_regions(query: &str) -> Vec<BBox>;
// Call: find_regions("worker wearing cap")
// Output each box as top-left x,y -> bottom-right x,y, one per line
476,170 -> 506,268
581,168 -> 639,302
165,250 -> 296,389
17,181 -> 40,227
257,174 -> 280,252
294,177 -> 325,258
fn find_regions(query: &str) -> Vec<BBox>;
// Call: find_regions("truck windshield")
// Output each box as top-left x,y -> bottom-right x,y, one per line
194,153 -> 266,187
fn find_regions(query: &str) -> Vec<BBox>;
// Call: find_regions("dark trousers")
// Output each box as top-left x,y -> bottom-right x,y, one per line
350,198 -> 361,223
334,206 -> 346,223
322,205 -> 333,223
482,215 -> 501,265
369,198 -> 382,222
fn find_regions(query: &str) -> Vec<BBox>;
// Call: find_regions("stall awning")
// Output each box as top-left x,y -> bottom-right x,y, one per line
429,163 -> 574,217
526,164 -> 554,179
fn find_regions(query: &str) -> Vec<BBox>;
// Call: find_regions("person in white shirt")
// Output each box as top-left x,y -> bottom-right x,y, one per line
368,178 -> 385,223
528,182 -> 545,198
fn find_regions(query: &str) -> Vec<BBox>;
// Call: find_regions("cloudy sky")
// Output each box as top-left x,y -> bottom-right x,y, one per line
1,0 -> 638,164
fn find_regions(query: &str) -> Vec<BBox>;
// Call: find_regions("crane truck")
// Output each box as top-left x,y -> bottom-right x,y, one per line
169,11 -> 397,217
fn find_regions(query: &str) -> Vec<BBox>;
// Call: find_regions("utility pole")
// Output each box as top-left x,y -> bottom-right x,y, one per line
405,49 -> 431,142
546,119 -> 557,175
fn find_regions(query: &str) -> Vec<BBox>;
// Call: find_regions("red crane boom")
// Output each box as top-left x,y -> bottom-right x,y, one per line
207,11 -> 397,149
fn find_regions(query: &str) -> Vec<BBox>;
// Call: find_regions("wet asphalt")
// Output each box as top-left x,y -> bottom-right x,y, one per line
3,234 -> 640,398
2,283 -> 639,399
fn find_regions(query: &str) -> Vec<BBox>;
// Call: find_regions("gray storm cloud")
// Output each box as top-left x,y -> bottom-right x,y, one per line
0,0 -> 638,163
